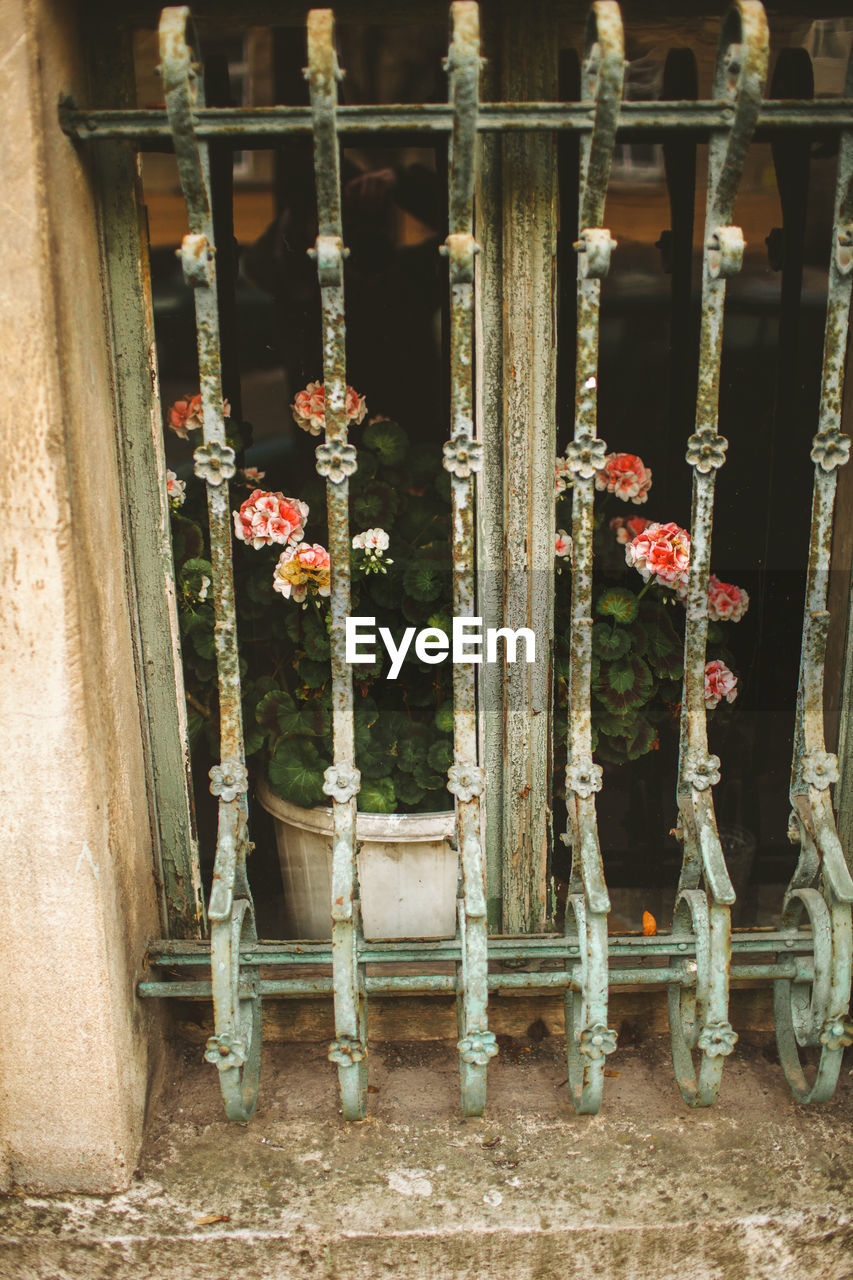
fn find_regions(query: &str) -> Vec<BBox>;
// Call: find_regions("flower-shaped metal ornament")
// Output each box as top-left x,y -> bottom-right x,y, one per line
810,427 -> 851,473
683,752 -> 722,792
685,428 -> 728,473
578,1024 -> 618,1062
819,1016 -> 853,1053
566,433 -> 607,479
328,1036 -> 366,1066
193,439 -> 237,486
566,756 -> 603,800
697,1020 -> 738,1058
802,750 -> 839,791
204,1032 -> 248,1070
442,431 -> 483,479
323,764 -> 361,805
457,1029 -> 499,1066
447,762 -> 485,802
315,440 -> 357,484
209,760 -> 249,802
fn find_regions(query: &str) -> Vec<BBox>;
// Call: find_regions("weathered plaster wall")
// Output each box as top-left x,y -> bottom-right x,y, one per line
0,0 -> 163,1191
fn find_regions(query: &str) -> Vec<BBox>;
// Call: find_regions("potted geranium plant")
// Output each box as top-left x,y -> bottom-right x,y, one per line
166,382 -> 748,937
166,383 -> 461,938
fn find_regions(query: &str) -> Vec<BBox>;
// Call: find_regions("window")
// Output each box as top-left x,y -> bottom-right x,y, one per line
69,1 -> 853,1122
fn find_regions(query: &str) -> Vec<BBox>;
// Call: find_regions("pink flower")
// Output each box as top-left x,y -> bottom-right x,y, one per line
555,456 -> 572,496
233,490 -> 308,550
707,574 -> 749,623
273,543 -> 332,603
610,515 -> 650,546
704,659 -> 737,709
555,529 -> 572,558
167,393 -> 231,440
166,468 -> 186,508
594,452 -> 653,504
625,520 -> 690,590
291,381 -> 367,436
240,466 -> 266,487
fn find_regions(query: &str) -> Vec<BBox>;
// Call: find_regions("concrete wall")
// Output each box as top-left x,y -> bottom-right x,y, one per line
0,0 -> 164,1191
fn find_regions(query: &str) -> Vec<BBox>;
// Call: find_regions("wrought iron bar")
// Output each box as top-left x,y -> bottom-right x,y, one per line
158,5 -> 260,1123
671,0 -> 768,1107
62,99 -> 853,143
305,9 -> 368,1122
562,0 -> 624,1117
144,926 -> 816,969
441,1 -> 496,1116
776,41 -> 853,1105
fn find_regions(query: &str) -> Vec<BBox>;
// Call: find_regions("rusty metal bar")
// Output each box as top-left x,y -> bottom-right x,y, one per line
145,926 -> 816,970
499,0 -> 558,936
441,1 -> 497,1116
670,0 -> 768,1108
561,0 -> 624,1116
62,98 -> 853,143
158,5 -> 260,1123
776,41 -> 853,1105
304,9 -> 368,1122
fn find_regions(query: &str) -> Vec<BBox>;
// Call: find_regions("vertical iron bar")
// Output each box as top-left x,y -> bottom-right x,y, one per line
159,5 -> 260,1123
474,9 -> 505,933
442,1 -> 497,1117
776,43 -> 853,1105
499,0 -> 558,934
562,0 -> 623,1116
305,9 -> 368,1121
669,0 -> 767,1108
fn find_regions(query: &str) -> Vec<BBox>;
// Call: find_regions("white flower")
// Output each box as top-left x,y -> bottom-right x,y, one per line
353,528 -> 389,551
198,576 -> 211,602
555,529 -> 572,558
166,469 -> 186,509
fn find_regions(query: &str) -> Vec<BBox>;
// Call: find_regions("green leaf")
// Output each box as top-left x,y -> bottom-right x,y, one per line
394,773 -> 426,807
298,657 -> 330,689
361,418 -> 408,466
268,737 -> 327,808
595,656 -> 653,714
398,735 -> 429,775
435,701 -> 455,733
592,623 -> 631,660
357,741 -> 394,779
596,587 -> 639,625
360,777 -> 397,813
427,740 -> 454,773
353,481 -> 400,528
625,717 -> 657,761
403,558 -> 446,603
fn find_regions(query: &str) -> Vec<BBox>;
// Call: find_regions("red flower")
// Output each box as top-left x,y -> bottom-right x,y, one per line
167,393 -> 230,440
625,520 -> 690,590
291,381 -> 367,436
704,659 -> 737,709
595,452 -> 653,504
707,575 -> 749,623
232,490 -> 308,550
610,515 -> 650,546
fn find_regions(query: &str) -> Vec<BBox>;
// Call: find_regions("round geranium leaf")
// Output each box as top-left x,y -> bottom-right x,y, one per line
360,777 -> 397,813
596,587 -> 639,625
361,419 -> 408,467
592,623 -> 631,661
435,701 -> 455,733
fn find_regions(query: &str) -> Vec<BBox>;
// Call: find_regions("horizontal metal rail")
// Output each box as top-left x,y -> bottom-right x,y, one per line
142,927 -> 815,968
62,99 -> 853,144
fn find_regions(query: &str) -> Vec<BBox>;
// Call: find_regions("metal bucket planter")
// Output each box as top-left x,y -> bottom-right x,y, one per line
256,777 -> 458,941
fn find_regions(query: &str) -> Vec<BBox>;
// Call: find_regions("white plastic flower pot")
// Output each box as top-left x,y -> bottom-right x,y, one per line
255,776 -> 458,941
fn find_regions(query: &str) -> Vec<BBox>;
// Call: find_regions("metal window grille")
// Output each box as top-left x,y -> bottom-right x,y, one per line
64,0 -> 853,1122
